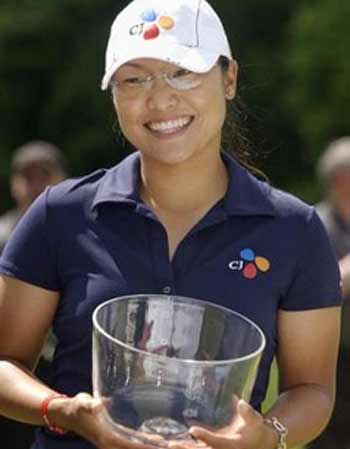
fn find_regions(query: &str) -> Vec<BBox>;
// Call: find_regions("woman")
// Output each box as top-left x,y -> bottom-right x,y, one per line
0,0 -> 341,448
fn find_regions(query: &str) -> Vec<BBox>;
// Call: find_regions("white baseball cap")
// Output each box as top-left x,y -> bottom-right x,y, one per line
101,0 -> 233,90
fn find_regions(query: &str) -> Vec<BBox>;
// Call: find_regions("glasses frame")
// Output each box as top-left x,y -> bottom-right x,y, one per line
111,67 -> 208,97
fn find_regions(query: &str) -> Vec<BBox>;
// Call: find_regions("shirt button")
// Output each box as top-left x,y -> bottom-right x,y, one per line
162,286 -> 172,294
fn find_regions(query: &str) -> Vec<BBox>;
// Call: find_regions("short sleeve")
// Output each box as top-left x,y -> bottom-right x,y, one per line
0,188 -> 60,291
281,209 -> 342,310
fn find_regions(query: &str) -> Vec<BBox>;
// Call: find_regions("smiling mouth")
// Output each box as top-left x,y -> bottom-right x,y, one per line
145,116 -> 194,135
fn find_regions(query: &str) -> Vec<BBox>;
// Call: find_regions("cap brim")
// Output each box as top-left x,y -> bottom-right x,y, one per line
101,42 -> 224,90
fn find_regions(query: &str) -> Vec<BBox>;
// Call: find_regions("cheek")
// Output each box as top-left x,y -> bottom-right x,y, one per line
204,77 -> 228,120
201,89 -> 227,131
113,98 -> 139,137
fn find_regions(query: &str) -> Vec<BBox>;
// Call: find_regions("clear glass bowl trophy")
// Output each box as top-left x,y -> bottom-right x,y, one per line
92,295 -> 266,447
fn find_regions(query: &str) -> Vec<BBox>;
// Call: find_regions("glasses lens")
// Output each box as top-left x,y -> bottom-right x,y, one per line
166,69 -> 202,91
113,69 -> 202,96
113,76 -> 150,97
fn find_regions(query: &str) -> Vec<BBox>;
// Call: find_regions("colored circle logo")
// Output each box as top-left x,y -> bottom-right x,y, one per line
241,248 -> 270,280
140,9 -> 175,40
141,9 -> 157,22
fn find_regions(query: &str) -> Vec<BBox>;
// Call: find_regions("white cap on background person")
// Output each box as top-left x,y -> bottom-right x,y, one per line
318,137 -> 350,184
10,141 -> 67,210
11,140 -> 67,176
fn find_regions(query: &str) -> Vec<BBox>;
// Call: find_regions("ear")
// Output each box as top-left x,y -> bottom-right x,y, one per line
224,59 -> 239,100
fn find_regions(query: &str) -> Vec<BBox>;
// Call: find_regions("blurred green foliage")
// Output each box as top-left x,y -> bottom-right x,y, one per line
0,0 -> 349,212
283,0 -> 350,164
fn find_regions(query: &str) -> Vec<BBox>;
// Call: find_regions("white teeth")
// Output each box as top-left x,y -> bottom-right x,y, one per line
148,117 -> 192,133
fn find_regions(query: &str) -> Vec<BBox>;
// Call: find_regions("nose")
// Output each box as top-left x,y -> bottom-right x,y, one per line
146,77 -> 179,111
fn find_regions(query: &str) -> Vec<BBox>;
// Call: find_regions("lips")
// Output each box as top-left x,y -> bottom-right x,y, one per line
145,116 -> 193,135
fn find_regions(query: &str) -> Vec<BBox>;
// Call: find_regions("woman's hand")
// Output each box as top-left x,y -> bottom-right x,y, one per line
169,398 -> 277,449
49,392 -> 155,449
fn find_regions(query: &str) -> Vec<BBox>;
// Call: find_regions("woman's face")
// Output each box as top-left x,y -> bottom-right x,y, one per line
111,58 -> 238,166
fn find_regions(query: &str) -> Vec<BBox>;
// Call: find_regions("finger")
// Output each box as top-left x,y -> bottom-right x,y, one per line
89,398 -> 106,415
232,394 -> 240,409
189,427 -> 231,449
109,433 -> 156,449
72,393 -> 104,415
79,393 -> 101,411
168,443 -> 192,449
168,440 -> 209,449
236,399 -> 262,425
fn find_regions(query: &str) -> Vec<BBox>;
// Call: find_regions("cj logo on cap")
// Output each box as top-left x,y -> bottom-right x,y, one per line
129,8 -> 175,40
229,248 -> 271,280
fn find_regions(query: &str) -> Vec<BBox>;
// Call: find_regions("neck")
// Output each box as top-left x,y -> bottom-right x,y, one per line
139,151 -> 228,214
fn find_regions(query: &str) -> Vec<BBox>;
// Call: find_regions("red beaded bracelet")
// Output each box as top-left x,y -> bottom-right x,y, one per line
40,393 -> 68,435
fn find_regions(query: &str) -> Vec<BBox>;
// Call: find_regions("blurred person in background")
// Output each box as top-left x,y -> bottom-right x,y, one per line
0,140 -> 67,254
317,137 -> 350,260
316,137 -> 350,298
310,137 -> 350,449
0,140 -> 67,449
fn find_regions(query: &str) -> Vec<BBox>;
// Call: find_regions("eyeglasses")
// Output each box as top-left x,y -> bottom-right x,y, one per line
111,68 -> 204,97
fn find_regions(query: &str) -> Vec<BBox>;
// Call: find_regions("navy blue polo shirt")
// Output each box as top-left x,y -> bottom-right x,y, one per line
0,152 -> 341,449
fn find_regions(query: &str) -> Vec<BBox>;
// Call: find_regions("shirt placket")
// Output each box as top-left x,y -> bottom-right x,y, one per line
147,218 -> 175,295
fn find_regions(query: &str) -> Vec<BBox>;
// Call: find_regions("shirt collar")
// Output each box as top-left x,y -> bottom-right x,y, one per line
222,153 -> 276,216
91,152 -> 141,210
91,151 -> 276,217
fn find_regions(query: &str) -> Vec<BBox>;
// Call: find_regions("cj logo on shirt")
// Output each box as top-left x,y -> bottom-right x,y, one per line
229,248 -> 271,280
129,9 -> 175,40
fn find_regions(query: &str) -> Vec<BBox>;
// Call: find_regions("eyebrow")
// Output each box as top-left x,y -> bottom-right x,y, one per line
122,62 -> 146,69
122,61 -> 174,71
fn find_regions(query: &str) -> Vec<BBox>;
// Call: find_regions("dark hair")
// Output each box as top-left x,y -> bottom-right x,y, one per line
218,56 -> 268,182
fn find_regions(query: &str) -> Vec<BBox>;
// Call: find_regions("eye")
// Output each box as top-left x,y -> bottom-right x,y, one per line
122,76 -> 146,86
171,68 -> 194,79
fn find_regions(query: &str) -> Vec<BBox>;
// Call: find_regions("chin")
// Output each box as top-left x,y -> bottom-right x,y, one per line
148,151 -> 197,167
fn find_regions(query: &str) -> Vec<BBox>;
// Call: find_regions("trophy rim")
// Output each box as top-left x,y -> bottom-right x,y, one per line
92,294 -> 266,367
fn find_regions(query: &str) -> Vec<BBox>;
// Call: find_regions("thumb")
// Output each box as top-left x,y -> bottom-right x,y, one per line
74,393 -> 105,415
236,399 -> 261,425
